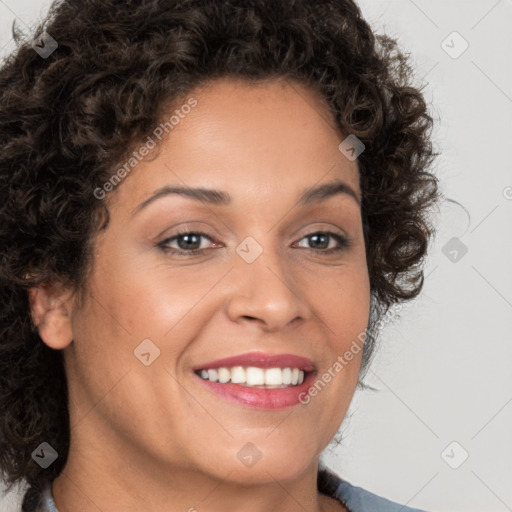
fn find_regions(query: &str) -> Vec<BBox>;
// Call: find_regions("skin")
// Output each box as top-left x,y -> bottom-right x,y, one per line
29,77 -> 370,512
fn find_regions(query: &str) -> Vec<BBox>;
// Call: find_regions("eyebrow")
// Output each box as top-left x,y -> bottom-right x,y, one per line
131,179 -> 361,217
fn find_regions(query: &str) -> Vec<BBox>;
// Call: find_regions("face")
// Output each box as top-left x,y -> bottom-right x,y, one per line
60,78 -> 370,485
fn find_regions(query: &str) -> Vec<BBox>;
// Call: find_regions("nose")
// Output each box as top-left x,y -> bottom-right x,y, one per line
225,242 -> 310,332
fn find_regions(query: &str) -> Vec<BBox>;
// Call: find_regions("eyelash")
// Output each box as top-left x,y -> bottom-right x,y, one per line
157,229 -> 351,256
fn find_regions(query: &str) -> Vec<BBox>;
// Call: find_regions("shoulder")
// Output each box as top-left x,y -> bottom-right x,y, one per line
319,468 -> 432,512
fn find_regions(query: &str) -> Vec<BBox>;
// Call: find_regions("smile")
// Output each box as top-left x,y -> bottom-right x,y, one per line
192,352 -> 317,409
196,366 -> 306,387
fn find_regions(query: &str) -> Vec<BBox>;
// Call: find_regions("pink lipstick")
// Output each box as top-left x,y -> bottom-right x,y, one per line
192,352 -> 317,409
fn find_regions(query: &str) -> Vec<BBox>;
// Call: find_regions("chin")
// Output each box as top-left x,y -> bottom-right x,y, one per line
205,441 -> 318,485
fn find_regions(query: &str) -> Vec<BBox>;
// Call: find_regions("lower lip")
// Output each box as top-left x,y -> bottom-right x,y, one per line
194,371 -> 317,409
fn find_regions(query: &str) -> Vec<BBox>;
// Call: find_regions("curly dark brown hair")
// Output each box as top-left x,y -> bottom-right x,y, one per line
0,0 -> 440,500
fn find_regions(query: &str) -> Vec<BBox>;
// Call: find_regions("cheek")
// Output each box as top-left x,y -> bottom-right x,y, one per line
302,259 -> 370,336
87,252 -> 180,338
84,253 -> 223,371
311,261 -> 370,383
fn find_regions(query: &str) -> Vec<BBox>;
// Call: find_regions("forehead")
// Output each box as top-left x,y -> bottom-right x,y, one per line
107,77 -> 360,212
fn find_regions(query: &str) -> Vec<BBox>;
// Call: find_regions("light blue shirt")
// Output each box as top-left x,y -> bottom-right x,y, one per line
333,479 -> 428,511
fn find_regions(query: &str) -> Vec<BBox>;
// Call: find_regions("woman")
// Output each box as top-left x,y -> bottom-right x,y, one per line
0,0 -> 440,510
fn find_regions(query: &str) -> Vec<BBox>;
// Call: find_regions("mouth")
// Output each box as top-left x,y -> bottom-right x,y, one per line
194,366 -> 309,388
192,352 -> 317,409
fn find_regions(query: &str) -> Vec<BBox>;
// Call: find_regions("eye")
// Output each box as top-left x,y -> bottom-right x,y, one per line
294,231 -> 351,254
157,229 -> 215,255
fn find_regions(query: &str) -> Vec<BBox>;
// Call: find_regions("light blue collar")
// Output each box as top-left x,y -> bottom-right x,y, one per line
38,485 -> 59,512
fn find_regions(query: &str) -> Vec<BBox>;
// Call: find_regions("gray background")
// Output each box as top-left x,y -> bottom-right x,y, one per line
1,0 -> 511,510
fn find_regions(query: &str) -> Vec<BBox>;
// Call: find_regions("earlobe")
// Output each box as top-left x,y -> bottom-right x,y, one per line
28,283 -> 74,350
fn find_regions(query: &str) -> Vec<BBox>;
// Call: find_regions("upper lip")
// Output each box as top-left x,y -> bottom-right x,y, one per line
193,352 -> 316,372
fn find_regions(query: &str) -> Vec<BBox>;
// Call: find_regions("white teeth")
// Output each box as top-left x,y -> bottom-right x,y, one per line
230,366 -> 246,383
246,367 -> 265,386
265,368 -> 283,385
197,366 -> 306,387
217,367 -> 231,383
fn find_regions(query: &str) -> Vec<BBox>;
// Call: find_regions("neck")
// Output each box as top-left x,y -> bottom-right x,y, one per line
51,445 -> 344,512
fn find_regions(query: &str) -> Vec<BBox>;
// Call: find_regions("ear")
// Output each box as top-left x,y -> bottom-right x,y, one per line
27,282 -> 75,349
